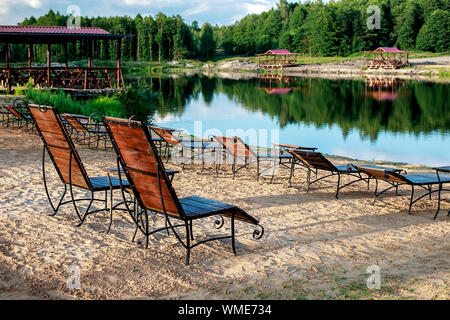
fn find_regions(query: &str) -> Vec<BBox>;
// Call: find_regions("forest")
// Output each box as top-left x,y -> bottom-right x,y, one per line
2,0 -> 449,64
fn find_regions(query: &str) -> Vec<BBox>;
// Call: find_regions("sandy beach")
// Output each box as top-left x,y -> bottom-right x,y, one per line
0,124 -> 448,300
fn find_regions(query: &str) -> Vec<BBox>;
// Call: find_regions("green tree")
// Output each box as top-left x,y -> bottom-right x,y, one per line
416,9 -> 450,52
395,0 -> 423,50
199,23 -> 216,61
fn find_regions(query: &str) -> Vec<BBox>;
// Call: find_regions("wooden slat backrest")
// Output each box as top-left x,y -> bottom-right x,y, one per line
63,114 -> 88,132
214,136 -> 255,158
150,126 -> 181,145
290,150 -> 337,172
28,105 -> 90,189
4,106 -> 26,120
105,117 -> 185,219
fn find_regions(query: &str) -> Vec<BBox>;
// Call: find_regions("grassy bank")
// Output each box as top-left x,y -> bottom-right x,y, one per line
14,82 -> 157,121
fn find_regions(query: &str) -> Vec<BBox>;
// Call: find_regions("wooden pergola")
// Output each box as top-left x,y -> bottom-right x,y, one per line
364,77 -> 408,101
0,26 -> 131,92
257,49 -> 300,69
257,74 -> 297,95
364,47 -> 409,70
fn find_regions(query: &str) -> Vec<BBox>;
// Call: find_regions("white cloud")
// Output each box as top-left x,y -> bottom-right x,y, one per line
28,0 -> 43,9
182,3 -> 211,17
0,0 -> 279,26
0,0 -> 44,23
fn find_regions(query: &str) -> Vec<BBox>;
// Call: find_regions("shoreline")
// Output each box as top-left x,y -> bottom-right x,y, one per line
173,56 -> 450,83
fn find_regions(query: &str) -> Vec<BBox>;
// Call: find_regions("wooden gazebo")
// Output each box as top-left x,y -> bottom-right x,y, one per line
364,47 -> 409,70
0,26 -> 131,92
257,49 -> 300,69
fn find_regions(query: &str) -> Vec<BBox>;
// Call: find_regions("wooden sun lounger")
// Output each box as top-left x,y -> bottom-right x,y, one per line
28,104 -> 130,230
288,150 -> 369,198
213,136 -> 293,181
62,113 -> 108,149
104,117 -> 264,265
354,164 -> 450,218
151,125 -> 219,169
272,143 -> 318,185
0,105 -> 13,127
3,104 -> 34,132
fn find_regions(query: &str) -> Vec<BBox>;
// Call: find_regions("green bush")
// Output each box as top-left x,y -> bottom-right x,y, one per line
15,82 -> 156,122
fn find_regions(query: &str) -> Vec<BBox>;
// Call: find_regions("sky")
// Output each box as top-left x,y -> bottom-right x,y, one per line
0,0 -> 279,26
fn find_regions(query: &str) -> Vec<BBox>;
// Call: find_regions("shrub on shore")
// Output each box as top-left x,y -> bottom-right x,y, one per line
14,80 -> 156,122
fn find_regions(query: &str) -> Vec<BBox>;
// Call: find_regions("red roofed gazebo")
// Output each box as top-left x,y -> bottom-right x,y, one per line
364,47 -> 409,69
0,25 -> 131,92
256,49 -> 300,69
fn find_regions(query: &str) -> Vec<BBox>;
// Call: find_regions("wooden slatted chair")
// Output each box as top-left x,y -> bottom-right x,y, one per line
28,104 -> 130,229
272,143 -> 318,185
354,164 -> 450,218
103,117 -> 264,265
288,149 -> 369,198
63,113 -> 108,149
213,136 -> 293,181
3,105 -> 34,132
0,105 -> 13,127
151,125 -> 219,169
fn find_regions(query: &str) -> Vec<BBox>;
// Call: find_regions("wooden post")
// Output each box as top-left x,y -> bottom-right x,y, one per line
87,39 -> 92,68
116,38 -> 122,89
47,43 -> 51,87
64,43 -> 68,69
27,44 -> 32,68
5,43 -> 11,92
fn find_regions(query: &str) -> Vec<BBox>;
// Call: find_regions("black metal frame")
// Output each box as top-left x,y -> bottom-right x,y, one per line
371,170 -> 450,218
289,150 -> 369,198
435,168 -> 450,219
104,117 -> 264,265
29,105 -> 129,229
3,98 -> 35,132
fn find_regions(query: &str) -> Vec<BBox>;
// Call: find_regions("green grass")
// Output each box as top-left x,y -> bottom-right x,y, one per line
13,80 -> 157,120
16,87 -> 124,118
438,70 -> 450,79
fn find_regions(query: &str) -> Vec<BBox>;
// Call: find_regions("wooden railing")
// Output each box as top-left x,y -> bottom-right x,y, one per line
0,66 -> 125,91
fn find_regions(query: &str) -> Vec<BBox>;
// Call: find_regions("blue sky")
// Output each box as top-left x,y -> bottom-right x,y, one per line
0,0 -> 279,26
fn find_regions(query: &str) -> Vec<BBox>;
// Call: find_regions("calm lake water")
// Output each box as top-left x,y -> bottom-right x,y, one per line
132,75 -> 450,166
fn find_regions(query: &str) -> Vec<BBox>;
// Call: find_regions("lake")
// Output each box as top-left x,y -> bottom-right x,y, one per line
132,75 -> 450,166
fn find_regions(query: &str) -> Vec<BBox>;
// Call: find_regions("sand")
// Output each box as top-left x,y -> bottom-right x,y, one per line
0,126 -> 448,300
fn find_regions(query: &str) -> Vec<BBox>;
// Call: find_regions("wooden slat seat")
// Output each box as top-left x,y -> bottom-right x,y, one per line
393,173 -> 450,185
334,165 -> 359,173
90,176 -> 129,191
